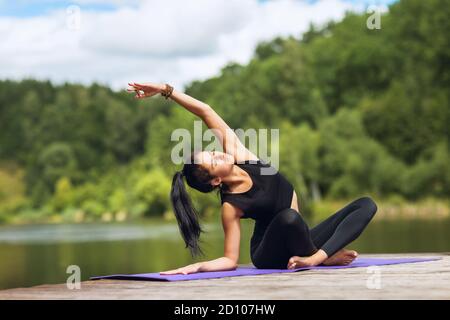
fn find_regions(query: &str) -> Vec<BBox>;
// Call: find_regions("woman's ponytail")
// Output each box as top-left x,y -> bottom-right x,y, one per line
170,170 -> 204,257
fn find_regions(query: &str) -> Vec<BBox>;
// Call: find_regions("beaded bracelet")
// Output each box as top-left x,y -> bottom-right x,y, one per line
161,83 -> 174,99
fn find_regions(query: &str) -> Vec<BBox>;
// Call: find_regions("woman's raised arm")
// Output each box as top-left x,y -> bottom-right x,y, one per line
128,82 -> 258,162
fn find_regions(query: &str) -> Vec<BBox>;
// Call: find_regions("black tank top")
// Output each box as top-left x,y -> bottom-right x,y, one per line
219,159 -> 294,252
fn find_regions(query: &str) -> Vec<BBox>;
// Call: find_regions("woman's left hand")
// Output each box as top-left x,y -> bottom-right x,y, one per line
160,263 -> 201,275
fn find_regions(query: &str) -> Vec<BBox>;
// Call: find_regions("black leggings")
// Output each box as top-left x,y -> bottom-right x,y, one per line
251,196 -> 378,269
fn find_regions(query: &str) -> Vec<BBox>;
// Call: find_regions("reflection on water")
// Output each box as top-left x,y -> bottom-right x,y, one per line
0,223 -> 220,243
0,218 -> 449,290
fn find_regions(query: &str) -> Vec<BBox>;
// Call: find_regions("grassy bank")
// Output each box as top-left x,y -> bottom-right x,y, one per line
310,197 -> 450,224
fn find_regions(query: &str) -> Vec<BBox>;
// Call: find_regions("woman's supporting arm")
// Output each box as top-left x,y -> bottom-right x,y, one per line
196,202 -> 242,272
159,202 -> 242,275
197,257 -> 238,272
196,200 -> 243,272
159,256 -> 237,275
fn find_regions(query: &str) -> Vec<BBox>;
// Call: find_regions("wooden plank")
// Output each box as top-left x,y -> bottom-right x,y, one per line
0,253 -> 448,300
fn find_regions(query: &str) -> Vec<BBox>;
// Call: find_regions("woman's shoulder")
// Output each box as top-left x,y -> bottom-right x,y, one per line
221,200 -> 247,219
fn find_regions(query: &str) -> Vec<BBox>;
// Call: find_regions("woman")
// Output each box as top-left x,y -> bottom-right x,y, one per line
127,82 -> 378,275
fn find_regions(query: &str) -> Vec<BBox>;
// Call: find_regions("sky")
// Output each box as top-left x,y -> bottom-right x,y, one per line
0,0 -> 396,90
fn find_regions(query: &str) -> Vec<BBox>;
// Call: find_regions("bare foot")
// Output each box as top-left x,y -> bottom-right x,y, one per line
287,256 -> 316,269
287,249 -> 328,269
322,249 -> 358,266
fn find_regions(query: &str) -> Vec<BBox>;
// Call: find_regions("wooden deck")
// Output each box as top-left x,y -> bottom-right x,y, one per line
0,253 -> 448,300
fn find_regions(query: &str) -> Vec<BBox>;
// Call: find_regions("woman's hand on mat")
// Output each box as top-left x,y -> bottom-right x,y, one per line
127,82 -> 164,99
159,263 -> 201,275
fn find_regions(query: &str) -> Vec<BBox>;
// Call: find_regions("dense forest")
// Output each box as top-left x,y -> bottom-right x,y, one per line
0,0 -> 448,223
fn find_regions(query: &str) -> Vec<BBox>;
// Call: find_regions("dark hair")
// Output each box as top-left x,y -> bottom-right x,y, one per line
170,151 -> 228,257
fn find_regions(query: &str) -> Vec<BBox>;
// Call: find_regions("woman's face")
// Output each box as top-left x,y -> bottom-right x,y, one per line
193,151 -> 235,186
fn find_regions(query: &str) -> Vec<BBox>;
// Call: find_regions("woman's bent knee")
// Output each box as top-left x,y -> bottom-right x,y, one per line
356,196 -> 378,218
276,208 -> 303,227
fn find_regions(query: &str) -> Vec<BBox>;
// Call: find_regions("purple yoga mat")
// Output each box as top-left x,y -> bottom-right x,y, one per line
90,257 -> 440,282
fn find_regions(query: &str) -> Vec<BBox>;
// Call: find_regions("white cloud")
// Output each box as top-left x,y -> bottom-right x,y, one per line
0,0 -> 359,91
80,0 -> 252,58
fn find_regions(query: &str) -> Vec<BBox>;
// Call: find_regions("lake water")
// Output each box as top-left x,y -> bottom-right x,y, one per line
0,218 -> 449,290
